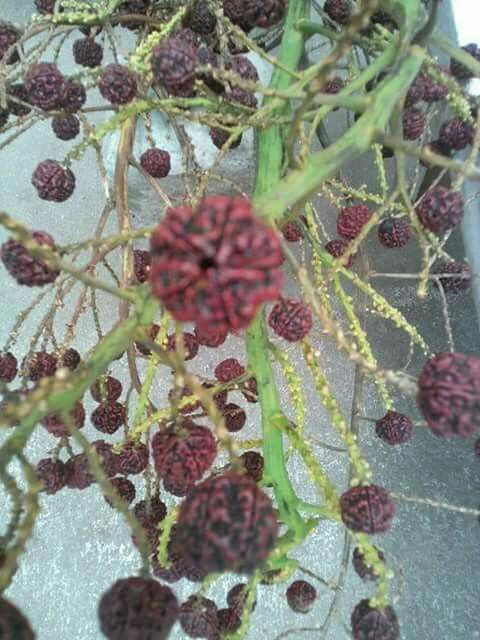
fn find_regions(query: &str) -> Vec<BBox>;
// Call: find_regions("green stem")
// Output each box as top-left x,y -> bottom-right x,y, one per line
334,276 -> 393,409
0,456 -> 40,592
246,0 -> 311,538
295,19 -> 366,46
0,211 -> 137,303
269,342 -> 306,432
381,134 -> 480,180
246,312 -> 306,535
274,416 -> 339,516
253,0 -> 311,195
131,312 -> 170,431
297,501 -> 336,518
432,31 -> 480,78
254,46 -> 424,222
0,290 -> 157,472
295,19 -> 341,40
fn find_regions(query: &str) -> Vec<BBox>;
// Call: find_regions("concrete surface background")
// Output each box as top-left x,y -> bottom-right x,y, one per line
0,2 -> 479,639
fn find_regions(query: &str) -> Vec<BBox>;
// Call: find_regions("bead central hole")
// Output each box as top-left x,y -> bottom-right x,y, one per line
200,257 -> 216,270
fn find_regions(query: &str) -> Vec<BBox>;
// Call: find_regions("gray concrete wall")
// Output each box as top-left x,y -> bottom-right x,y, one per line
0,2 -> 479,639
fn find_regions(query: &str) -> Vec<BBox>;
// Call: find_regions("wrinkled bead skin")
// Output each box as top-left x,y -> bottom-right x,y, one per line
417,352 -> 480,437
174,472 -> 279,574
340,484 -> 395,534
149,196 -> 283,332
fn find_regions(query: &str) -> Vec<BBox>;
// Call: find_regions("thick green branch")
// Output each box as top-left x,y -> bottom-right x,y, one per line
254,46 -> 424,222
254,0 -> 311,195
0,290 -> 157,472
246,313 -> 306,535
247,0 -> 311,537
